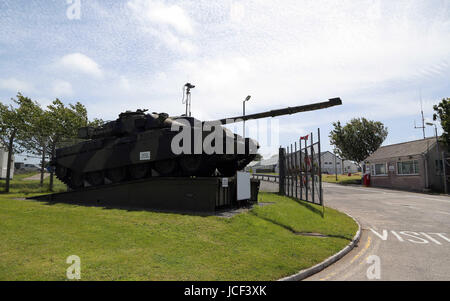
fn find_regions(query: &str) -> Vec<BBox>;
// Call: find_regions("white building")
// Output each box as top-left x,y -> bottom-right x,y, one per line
320,151 -> 360,174
247,151 -> 360,175
0,149 -> 14,179
245,154 -> 279,173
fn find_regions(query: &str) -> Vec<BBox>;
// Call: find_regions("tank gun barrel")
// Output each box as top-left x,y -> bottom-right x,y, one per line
209,97 -> 342,124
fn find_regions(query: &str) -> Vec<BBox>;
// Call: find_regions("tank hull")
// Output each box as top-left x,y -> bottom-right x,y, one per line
54,125 -> 258,189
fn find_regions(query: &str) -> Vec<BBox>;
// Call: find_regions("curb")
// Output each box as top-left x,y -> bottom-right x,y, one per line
278,213 -> 361,281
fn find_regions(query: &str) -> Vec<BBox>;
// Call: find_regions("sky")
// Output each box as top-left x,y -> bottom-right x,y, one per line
0,0 -> 449,162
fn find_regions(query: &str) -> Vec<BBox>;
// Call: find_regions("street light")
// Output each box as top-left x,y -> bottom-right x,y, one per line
426,122 -> 447,193
243,95 -> 251,138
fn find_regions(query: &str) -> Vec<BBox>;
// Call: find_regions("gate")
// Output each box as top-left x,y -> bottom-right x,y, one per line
279,129 -> 323,206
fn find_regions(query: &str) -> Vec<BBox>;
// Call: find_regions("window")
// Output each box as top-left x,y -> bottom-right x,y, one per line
371,163 -> 387,176
397,160 -> 419,175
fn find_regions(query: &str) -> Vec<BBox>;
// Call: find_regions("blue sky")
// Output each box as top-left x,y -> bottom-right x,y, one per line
0,0 -> 449,162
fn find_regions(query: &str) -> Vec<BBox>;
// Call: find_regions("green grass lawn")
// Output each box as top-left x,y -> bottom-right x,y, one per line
322,173 -> 362,185
0,191 -> 357,281
1,172 -> 67,194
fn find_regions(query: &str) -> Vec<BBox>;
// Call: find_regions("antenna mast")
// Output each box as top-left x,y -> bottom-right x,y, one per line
414,90 -> 426,139
182,83 -> 195,117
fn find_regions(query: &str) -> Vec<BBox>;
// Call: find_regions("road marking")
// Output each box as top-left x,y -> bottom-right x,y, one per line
430,233 -> 450,242
319,271 -> 338,281
391,231 -> 404,242
420,232 -> 442,245
350,236 -> 372,264
369,228 -> 449,245
370,229 -> 388,240
318,239 -> 371,280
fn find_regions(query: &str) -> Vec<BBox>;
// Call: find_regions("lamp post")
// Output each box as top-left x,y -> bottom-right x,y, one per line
334,148 -> 338,182
243,95 -> 251,138
426,122 -> 447,193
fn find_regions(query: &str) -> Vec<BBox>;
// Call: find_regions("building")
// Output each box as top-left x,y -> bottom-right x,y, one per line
287,150 -> 359,174
0,149 -> 14,179
246,151 -> 360,174
364,137 -> 448,192
246,154 -> 279,173
320,151 -> 360,174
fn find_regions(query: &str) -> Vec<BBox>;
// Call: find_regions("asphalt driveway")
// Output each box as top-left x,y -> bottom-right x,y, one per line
259,181 -> 450,280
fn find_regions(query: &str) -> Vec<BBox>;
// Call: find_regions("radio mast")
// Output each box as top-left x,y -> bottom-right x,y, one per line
414,90 -> 426,139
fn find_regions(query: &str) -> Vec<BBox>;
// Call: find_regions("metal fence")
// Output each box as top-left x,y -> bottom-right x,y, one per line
279,129 -> 323,206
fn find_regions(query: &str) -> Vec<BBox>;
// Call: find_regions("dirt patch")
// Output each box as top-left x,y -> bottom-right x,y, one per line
23,173 -> 49,181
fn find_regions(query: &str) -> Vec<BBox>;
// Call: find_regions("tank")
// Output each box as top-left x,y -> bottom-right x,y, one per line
52,98 -> 342,189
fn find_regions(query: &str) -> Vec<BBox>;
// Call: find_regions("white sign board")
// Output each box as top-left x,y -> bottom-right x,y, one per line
237,171 -> 251,201
222,178 -> 229,188
140,151 -> 151,161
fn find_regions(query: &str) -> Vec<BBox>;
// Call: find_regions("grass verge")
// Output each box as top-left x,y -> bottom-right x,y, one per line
0,172 -> 67,194
322,173 -> 362,185
0,192 -> 357,280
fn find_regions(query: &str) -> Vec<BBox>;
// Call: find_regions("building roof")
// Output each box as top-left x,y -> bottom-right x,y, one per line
366,137 -> 436,161
259,154 -> 279,166
246,161 -> 260,167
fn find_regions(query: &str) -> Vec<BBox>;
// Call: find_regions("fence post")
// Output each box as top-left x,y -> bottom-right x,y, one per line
294,141 -> 298,200
299,139 -> 303,200
286,146 -> 290,196
311,132 -> 315,203
279,147 -> 286,195
290,144 -> 294,198
317,128 -> 323,206
305,138 -> 309,202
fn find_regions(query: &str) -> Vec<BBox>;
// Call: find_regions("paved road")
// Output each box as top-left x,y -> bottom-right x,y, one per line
23,172 -> 49,181
260,181 -> 450,280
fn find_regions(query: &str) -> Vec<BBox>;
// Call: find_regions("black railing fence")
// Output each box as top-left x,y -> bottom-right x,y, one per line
279,129 -> 323,206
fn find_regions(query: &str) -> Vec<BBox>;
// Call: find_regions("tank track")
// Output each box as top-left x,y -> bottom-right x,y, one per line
55,154 -> 256,190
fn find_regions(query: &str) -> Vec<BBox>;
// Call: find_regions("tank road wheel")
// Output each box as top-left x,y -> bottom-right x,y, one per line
106,167 -> 127,183
129,164 -> 150,180
154,160 -> 178,176
69,171 -> 84,189
179,156 -> 203,176
86,171 -> 105,187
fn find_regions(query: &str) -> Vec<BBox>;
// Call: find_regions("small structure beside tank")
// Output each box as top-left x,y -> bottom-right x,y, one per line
30,176 -> 261,214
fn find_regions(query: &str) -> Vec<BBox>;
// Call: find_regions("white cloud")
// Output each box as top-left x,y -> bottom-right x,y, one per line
57,53 -> 103,78
3,0 -> 448,152
133,0 -> 194,35
0,78 -> 34,93
127,0 -> 196,52
51,80 -> 73,97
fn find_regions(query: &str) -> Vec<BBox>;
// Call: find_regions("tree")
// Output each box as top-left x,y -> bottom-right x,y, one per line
329,117 -> 388,166
18,104 -> 52,187
0,94 -> 39,192
45,99 -> 91,191
433,97 -> 450,146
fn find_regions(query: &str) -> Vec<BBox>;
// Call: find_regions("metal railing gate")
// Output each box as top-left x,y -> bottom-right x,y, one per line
279,129 -> 323,207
